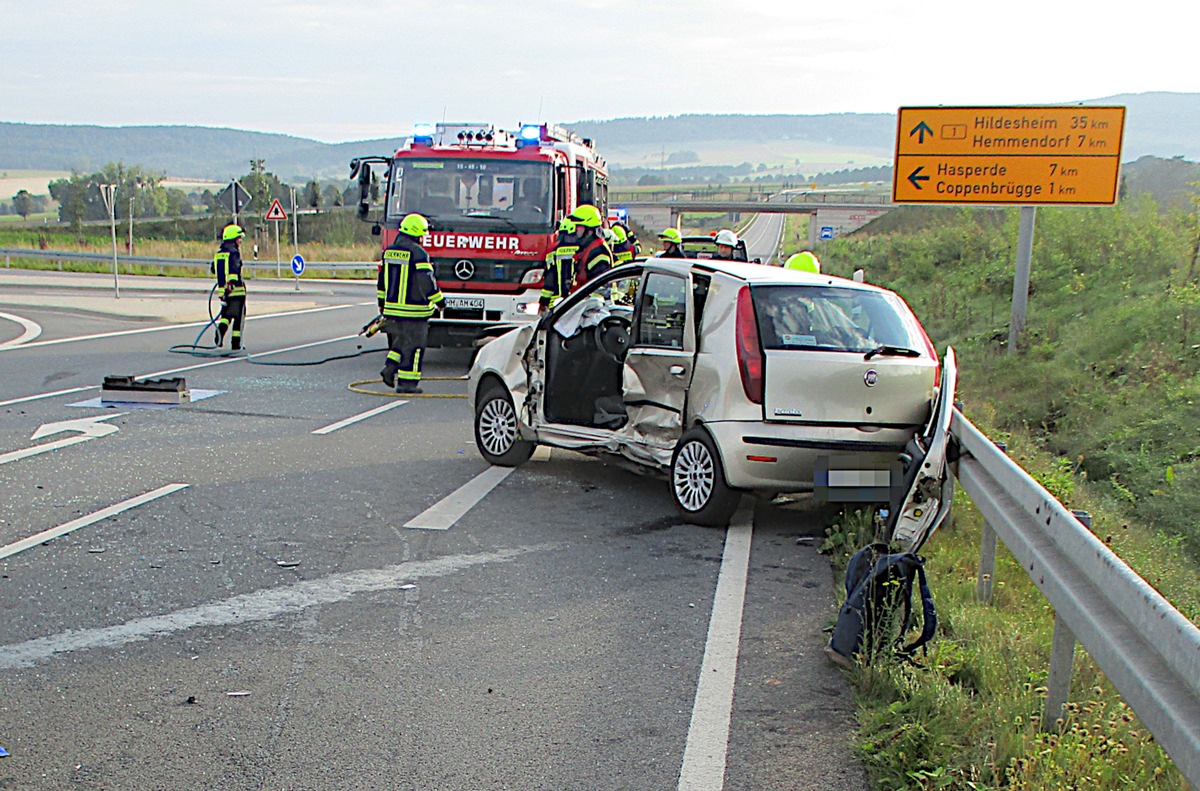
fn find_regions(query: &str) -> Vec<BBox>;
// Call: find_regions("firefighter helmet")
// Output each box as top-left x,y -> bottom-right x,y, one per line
785,251 -> 821,273
558,216 -> 577,234
222,224 -> 245,241
611,225 -> 628,244
658,228 -> 682,245
568,204 -> 603,228
714,229 -> 738,247
399,213 -> 430,238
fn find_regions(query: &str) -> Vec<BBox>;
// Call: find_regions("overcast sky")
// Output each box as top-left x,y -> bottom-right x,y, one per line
2,0 -> 1196,143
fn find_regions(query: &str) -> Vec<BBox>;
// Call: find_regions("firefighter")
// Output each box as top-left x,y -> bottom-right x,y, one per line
566,204 -> 613,290
213,223 -> 247,351
713,229 -> 738,260
540,216 -> 578,312
377,213 -> 444,393
611,224 -> 636,266
658,228 -> 687,258
785,251 -> 821,273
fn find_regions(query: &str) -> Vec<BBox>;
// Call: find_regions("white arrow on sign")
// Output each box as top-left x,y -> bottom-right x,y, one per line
0,413 -> 125,466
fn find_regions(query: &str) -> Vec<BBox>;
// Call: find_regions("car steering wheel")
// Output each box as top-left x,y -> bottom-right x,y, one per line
593,316 -> 631,362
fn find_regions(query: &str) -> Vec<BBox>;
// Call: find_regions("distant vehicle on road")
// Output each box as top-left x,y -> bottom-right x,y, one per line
468,257 -> 954,544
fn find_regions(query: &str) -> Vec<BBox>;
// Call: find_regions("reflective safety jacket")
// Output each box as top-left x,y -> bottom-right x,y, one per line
377,235 -> 444,319
541,232 -> 577,308
213,240 -> 246,297
572,235 -> 613,290
612,239 -> 635,265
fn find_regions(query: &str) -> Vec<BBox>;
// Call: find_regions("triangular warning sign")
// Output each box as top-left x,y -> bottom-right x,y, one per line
265,199 -> 288,221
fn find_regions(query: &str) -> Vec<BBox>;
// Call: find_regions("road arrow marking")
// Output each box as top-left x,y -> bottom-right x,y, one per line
908,166 -> 930,190
0,311 -> 42,347
910,121 -> 934,143
0,414 -> 125,466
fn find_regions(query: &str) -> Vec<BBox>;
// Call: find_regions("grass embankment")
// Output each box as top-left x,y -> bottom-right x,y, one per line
809,199 -> 1200,788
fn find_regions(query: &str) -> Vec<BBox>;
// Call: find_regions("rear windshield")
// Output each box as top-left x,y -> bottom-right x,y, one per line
752,285 -> 928,354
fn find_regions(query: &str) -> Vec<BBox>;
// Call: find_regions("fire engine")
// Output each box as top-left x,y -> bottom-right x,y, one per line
350,122 -> 609,346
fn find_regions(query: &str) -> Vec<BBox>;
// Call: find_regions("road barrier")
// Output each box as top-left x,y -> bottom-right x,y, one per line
0,247 -> 375,277
951,409 -> 1200,786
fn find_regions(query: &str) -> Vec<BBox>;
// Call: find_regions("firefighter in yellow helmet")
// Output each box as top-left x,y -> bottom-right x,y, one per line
213,223 -> 247,350
610,224 -> 636,266
785,251 -> 821,273
658,227 -> 687,258
540,216 -> 578,312
377,213 -> 444,393
566,204 -> 613,291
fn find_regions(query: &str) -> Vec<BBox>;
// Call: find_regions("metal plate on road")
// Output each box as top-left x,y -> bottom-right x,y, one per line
892,106 -> 1125,205
444,296 -> 484,309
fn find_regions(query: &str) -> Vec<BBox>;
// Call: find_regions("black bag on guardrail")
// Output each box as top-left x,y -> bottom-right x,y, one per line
825,543 -> 937,668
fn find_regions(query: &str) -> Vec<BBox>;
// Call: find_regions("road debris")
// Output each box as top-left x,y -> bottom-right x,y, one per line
276,560 -> 300,568
225,691 -> 251,698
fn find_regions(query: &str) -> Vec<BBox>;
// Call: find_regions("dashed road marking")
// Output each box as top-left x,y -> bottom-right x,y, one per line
312,400 -> 408,435
404,466 -> 514,530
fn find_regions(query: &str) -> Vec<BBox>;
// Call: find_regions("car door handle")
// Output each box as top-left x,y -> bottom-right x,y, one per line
669,365 -> 686,376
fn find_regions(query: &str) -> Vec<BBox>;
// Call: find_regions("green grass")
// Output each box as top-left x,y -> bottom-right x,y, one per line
815,196 -> 1200,788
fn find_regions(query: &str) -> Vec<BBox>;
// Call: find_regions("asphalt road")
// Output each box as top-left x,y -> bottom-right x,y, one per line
0,273 -> 866,790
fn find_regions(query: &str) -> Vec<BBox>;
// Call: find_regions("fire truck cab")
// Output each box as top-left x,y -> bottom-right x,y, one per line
350,122 -> 609,347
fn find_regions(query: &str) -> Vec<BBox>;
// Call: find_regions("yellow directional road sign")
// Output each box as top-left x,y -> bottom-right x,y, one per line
893,106 -> 1125,205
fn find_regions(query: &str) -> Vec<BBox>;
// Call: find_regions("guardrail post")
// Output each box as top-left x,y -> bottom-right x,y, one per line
977,520 -> 998,603
1043,613 -> 1076,729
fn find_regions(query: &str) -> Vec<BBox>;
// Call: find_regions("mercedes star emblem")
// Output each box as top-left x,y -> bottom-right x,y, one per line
454,259 -> 475,280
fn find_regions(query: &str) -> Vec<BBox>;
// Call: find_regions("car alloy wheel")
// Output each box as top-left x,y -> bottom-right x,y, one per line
479,396 -> 518,457
674,439 -> 715,512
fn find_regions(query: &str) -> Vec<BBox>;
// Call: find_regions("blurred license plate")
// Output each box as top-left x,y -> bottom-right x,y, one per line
814,456 -> 900,503
445,297 -> 484,309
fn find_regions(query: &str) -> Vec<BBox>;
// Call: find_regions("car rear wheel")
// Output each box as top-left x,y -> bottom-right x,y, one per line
475,382 -> 534,466
670,427 -> 742,527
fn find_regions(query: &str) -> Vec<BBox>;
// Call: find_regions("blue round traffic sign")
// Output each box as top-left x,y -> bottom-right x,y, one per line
291,254 -> 305,275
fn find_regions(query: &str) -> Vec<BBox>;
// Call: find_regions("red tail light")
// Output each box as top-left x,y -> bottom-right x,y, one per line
735,286 -> 764,404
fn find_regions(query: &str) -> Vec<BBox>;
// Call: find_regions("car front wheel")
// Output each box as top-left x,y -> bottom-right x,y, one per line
475,383 -> 535,466
670,427 -> 742,527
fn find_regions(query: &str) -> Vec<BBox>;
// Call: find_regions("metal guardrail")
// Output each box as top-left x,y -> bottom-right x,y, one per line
951,409 -> 1200,786
0,247 -> 375,275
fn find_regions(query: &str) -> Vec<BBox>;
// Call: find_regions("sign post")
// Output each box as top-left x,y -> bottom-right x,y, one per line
291,254 -> 305,292
98,184 -> 119,299
892,105 -> 1125,352
265,198 -> 288,279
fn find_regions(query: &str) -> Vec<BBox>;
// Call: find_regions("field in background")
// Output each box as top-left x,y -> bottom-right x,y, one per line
0,169 -> 70,200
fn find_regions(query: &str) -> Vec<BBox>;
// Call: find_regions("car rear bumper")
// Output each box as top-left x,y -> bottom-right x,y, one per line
704,420 -> 915,493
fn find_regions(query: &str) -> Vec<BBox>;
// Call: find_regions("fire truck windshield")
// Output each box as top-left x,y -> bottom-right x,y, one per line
387,158 -> 553,232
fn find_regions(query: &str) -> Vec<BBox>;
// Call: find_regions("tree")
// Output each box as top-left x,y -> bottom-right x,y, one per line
12,190 -> 34,219
305,179 -> 321,212
322,183 -> 343,208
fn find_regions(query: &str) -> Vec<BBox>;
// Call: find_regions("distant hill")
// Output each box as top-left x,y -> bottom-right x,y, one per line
1,92 -> 1198,186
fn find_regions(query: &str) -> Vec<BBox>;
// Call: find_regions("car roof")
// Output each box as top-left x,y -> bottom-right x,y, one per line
633,257 -> 891,294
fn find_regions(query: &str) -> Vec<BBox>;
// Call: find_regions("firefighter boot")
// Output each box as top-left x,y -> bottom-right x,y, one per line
396,382 -> 423,394
380,367 -> 396,389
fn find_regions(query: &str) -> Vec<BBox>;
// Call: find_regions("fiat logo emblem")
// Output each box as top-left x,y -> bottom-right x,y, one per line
864,369 -> 879,387
454,259 -> 475,280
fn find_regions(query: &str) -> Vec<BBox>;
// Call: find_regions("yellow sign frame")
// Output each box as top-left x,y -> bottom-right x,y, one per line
892,106 -> 1125,205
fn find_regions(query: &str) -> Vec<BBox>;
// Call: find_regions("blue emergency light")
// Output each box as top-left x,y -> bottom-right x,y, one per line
412,123 -> 435,144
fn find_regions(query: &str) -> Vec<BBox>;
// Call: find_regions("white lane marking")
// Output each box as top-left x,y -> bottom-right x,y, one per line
0,334 -> 363,407
0,386 -> 96,408
531,445 -> 551,462
0,311 -> 42,347
0,483 -> 188,563
404,466 -> 515,530
678,504 -> 754,791
0,413 -> 125,466
0,302 -> 369,353
0,544 -> 547,669
312,400 -> 407,435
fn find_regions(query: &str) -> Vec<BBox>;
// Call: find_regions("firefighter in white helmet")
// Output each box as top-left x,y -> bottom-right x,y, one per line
714,229 -> 738,260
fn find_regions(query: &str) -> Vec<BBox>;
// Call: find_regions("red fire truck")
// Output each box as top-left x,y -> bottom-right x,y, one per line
350,122 -> 609,346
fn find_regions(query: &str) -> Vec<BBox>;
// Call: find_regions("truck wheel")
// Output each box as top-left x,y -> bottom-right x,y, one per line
670,427 -> 742,527
475,382 -> 534,467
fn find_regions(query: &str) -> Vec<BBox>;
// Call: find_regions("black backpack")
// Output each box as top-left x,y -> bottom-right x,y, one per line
825,542 -> 937,668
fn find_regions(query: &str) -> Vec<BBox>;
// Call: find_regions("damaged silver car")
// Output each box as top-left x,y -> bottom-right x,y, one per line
469,258 -> 954,535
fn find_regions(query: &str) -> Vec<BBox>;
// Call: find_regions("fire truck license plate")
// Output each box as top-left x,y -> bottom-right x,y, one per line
445,297 -> 485,309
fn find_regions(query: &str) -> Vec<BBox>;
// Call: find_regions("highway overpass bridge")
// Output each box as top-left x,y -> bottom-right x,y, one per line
616,197 -> 894,242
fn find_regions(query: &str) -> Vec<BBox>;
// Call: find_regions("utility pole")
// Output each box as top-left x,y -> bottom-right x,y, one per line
128,197 -> 134,256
